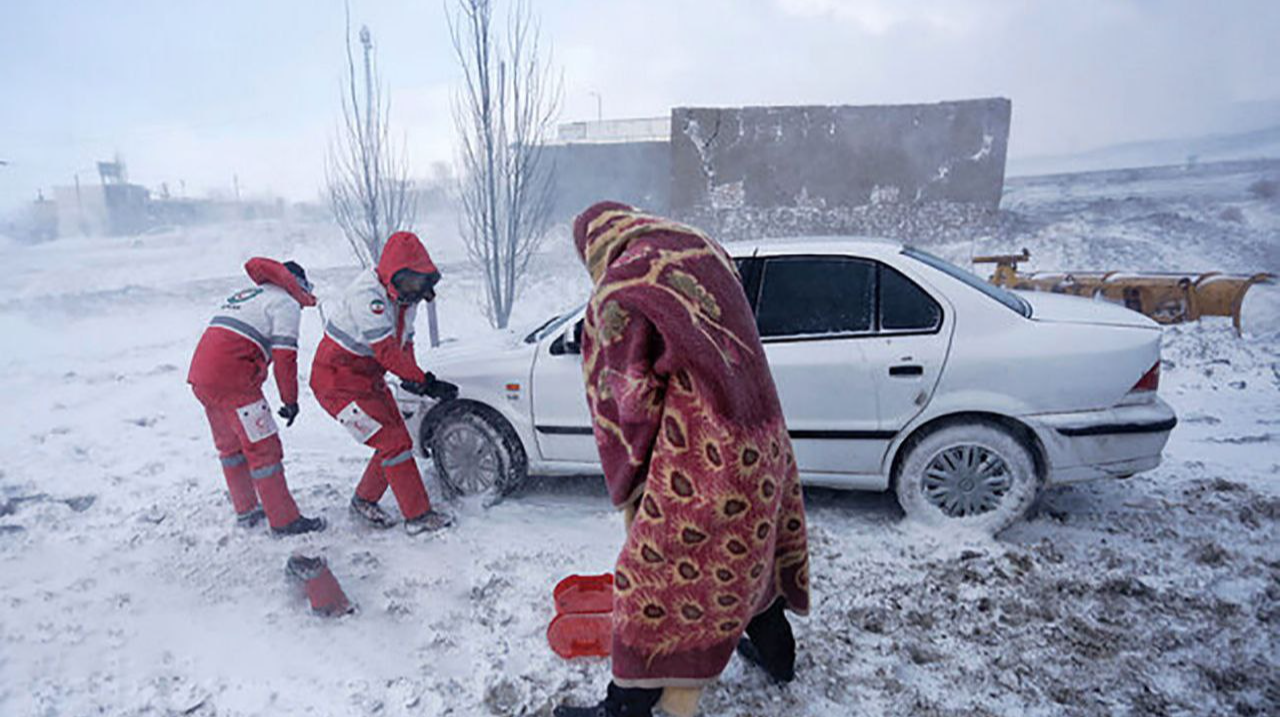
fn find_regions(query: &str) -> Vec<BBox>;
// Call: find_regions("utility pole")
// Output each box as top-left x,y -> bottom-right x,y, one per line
233,174 -> 241,202
360,26 -> 374,146
74,173 -> 86,236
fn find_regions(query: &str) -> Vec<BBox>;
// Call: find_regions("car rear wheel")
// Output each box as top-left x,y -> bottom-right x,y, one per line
895,421 -> 1040,535
426,403 -> 528,499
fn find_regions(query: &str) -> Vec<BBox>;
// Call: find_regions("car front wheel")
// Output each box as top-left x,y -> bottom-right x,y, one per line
894,421 -> 1040,535
426,403 -> 528,499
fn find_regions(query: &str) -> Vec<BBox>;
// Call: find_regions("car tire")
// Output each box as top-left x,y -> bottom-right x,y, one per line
894,420 -> 1040,535
426,402 -> 529,500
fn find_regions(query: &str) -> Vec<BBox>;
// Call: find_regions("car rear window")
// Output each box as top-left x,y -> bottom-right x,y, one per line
756,256 -> 875,338
903,247 -> 1031,318
880,264 -> 942,331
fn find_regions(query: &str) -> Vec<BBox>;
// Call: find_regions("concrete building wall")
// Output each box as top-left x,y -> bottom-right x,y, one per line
102,184 -> 151,235
54,184 -> 109,237
670,98 -> 1012,241
557,117 -> 670,144
544,140 -> 671,222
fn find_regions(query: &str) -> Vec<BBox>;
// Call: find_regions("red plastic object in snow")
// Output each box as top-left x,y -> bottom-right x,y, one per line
548,573 -> 614,659
548,611 -> 612,659
287,554 -> 354,617
553,573 -> 614,615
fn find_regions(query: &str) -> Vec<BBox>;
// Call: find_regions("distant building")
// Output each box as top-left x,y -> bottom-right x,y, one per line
44,158 -> 291,238
53,181 -> 150,237
545,117 -> 673,222
555,117 -> 670,144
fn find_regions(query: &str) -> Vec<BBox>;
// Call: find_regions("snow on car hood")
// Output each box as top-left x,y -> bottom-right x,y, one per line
426,329 -> 527,367
1018,291 -> 1158,329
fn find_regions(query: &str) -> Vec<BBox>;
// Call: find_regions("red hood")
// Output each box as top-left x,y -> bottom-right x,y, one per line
375,231 -> 439,301
244,257 -> 317,307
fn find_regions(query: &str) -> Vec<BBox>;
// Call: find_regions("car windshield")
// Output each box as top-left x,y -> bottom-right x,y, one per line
902,247 -> 1031,318
523,303 -> 586,344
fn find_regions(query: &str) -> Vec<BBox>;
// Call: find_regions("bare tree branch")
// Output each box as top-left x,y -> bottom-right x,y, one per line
449,0 -> 561,328
326,3 -> 417,268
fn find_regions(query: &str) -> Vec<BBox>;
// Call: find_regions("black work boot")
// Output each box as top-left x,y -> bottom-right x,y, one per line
736,598 -> 796,683
349,496 -> 398,528
236,507 -> 265,528
272,515 -> 327,536
553,682 -> 662,717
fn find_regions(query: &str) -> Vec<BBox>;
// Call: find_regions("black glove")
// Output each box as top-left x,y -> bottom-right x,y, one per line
278,403 -> 300,427
400,379 -> 428,396
401,373 -> 459,402
425,376 -> 460,402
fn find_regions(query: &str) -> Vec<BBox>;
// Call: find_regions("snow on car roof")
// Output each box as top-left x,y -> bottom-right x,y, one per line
725,235 -> 905,258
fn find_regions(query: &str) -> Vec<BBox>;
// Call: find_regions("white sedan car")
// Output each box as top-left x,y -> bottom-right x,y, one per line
399,238 -> 1176,532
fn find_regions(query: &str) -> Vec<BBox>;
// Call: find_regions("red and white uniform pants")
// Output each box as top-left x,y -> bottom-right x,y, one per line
193,385 -> 301,529
311,379 -> 431,521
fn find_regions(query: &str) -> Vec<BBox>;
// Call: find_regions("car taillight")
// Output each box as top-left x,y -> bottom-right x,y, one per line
1131,361 -> 1160,393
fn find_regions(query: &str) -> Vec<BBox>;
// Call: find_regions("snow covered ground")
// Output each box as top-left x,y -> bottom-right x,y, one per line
1,162 -> 1278,716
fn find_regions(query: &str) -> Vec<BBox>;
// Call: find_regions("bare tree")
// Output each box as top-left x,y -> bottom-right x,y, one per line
450,0 -> 561,328
327,6 -> 417,267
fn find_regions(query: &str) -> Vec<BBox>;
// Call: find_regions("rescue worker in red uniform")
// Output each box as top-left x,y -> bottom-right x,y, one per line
188,258 -> 326,535
310,231 -> 459,535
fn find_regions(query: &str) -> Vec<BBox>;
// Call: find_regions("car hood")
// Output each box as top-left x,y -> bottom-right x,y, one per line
1018,291 -> 1159,329
427,330 -> 529,367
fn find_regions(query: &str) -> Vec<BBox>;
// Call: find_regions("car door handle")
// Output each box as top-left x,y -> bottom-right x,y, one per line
889,364 -> 924,377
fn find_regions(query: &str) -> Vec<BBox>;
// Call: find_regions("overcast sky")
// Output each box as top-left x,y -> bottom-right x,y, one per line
2,0 -> 1278,209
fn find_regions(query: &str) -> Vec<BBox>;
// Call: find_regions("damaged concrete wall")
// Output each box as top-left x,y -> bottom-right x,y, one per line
670,98 -> 1012,241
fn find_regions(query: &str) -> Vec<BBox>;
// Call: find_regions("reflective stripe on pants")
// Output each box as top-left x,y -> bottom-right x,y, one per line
194,385 -> 301,529
311,379 -> 430,520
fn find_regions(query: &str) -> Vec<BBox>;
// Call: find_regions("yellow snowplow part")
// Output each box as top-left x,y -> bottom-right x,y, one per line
1191,272 -> 1276,334
974,250 -> 1275,335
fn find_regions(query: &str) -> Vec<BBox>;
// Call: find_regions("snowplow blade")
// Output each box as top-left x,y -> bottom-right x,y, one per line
1190,272 -> 1275,333
974,250 -> 1274,334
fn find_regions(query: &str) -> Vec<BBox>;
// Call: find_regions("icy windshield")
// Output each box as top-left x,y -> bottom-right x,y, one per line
903,247 -> 1032,318
524,303 -> 586,344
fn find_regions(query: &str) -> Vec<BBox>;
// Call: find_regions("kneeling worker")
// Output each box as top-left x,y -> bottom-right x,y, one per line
311,231 -> 458,535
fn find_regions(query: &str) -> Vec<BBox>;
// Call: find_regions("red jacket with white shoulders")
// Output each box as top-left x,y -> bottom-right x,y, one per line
188,258 -> 317,404
312,232 -> 437,393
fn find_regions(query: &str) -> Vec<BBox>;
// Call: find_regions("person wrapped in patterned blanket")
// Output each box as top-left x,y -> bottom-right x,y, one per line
555,202 -> 811,717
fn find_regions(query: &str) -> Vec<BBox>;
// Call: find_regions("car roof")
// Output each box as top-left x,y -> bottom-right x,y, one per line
724,235 -> 905,260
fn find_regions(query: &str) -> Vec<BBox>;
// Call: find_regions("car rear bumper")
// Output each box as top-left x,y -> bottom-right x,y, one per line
1024,397 -> 1177,484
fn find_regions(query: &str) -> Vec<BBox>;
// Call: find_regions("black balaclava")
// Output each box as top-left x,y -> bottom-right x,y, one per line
391,268 -> 441,305
283,260 -> 312,293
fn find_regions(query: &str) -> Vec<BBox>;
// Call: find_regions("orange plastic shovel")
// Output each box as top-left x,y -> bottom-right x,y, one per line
554,572 -> 614,614
547,573 -> 614,659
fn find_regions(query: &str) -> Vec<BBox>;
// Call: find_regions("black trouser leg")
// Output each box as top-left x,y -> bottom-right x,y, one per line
739,597 -> 796,682
553,681 -> 662,717
606,683 -> 662,715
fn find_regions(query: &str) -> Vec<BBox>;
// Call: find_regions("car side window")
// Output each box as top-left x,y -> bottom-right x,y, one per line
756,256 -> 875,338
880,264 -> 942,332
